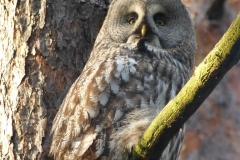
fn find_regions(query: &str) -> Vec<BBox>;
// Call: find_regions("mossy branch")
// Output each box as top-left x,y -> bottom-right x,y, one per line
131,13 -> 240,159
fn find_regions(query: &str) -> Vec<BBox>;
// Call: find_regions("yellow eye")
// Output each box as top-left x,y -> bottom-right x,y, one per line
155,17 -> 165,26
128,17 -> 136,25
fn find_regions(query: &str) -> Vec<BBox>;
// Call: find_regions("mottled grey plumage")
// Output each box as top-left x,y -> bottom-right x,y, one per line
50,0 -> 196,159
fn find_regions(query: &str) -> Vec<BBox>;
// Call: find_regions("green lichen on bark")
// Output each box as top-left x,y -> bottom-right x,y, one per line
132,13 -> 240,160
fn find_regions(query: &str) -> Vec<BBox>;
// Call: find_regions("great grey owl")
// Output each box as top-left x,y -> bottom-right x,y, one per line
50,0 -> 196,159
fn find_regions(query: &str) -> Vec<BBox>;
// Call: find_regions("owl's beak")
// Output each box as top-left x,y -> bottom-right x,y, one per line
141,25 -> 147,37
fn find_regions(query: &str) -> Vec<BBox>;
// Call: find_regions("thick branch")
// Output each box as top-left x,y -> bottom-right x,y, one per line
132,13 -> 240,159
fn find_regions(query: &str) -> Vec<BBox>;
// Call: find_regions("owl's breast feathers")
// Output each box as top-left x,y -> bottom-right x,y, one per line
50,43 -> 188,159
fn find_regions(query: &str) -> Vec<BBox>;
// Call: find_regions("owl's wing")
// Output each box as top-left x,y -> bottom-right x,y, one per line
50,45 -> 136,159
50,58 -> 109,159
50,77 -> 94,159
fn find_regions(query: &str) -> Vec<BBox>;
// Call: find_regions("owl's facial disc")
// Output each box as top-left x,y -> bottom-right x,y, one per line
125,3 -> 166,49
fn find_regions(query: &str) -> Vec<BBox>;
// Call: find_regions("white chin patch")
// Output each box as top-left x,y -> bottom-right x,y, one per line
126,35 -> 140,45
151,37 -> 161,48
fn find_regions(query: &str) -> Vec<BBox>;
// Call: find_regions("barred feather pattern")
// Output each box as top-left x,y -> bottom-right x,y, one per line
50,0 -> 196,159
50,41 -> 191,160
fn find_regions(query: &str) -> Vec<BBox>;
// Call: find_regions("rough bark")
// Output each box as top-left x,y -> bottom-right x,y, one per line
132,13 -> 240,159
0,0 -> 107,159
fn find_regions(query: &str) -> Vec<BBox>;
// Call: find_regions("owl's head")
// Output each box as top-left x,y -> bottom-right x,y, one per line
103,0 -> 194,46
99,0 -> 195,49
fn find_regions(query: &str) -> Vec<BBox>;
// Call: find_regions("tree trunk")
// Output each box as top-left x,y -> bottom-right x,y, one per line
0,0 -> 107,159
206,0 -> 226,21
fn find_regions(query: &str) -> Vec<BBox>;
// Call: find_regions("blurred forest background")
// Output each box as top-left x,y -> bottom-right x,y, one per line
180,0 -> 240,159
